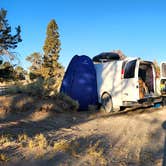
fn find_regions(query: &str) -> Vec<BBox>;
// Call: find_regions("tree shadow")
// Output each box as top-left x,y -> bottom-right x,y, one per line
137,119 -> 166,166
162,121 -> 166,166
8,134 -> 113,166
8,116 -> 165,166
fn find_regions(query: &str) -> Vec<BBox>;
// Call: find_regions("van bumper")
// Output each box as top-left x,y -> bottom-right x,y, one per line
122,96 -> 162,107
138,96 -> 162,104
162,95 -> 166,106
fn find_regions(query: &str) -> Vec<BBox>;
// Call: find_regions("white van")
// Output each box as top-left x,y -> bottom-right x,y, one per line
94,57 -> 162,112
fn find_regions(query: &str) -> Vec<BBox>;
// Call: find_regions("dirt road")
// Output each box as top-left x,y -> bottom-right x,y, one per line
0,95 -> 166,165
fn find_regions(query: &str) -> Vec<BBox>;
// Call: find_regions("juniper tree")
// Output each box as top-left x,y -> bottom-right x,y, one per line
26,52 -> 42,78
0,61 -> 14,81
43,19 -> 62,79
42,19 -> 64,92
14,66 -> 26,80
0,8 -> 22,57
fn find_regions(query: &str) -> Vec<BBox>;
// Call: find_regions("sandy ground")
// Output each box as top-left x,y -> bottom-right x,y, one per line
0,94 -> 166,166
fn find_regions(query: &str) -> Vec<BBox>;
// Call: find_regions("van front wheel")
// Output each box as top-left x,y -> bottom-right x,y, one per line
101,93 -> 113,113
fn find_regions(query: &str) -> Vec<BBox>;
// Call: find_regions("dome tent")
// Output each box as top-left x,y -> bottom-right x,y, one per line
60,55 -> 98,110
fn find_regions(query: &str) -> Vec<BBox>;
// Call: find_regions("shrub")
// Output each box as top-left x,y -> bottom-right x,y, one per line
6,84 -> 21,94
24,77 -> 44,96
0,153 -> 9,162
6,78 -> 44,97
88,105 -> 98,112
56,93 -> 79,111
18,133 -> 28,142
87,140 -> 107,165
53,139 -> 70,152
28,133 -> 47,149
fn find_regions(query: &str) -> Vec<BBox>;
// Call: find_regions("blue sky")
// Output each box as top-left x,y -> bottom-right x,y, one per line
1,0 -> 166,69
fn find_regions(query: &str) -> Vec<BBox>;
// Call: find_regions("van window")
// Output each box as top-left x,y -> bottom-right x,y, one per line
124,60 -> 137,78
161,63 -> 166,77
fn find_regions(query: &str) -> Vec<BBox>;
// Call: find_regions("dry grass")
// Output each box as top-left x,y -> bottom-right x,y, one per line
5,78 -> 44,97
53,139 -> 70,152
88,105 -> 98,112
18,133 -> 28,143
52,137 -> 107,164
87,140 -> 104,158
0,135 -> 13,163
0,134 -> 14,147
85,140 -> 107,165
69,140 -> 81,158
0,135 -> 10,145
0,153 -> 9,162
27,133 -> 47,150
55,93 -> 79,112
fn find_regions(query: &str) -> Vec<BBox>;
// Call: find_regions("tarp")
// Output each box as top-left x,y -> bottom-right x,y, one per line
60,55 -> 98,110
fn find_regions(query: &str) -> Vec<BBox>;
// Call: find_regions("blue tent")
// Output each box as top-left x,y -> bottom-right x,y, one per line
60,55 -> 98,110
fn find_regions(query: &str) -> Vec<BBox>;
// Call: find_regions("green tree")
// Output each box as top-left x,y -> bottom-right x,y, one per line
26,52 -> 42,79
42,19 -> 64,93
0,61 -> 14,81
112,49 -> 127,60
42,19 -> 62,78
14,66 -> 26,80
0,8 -> 22,58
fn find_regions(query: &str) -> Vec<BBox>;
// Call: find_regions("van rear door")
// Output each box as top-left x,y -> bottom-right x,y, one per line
161,62 -> 166,79
122,59 -> 139,101
160,62 -> 166,94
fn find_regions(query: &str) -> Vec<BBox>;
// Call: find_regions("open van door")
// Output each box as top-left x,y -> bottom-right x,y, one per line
122,59 -> 139,101
161,62 -> 166,79
160,62 -> 166,94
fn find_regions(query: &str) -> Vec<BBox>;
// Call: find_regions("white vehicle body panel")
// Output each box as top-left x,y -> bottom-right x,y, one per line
95,61 -> 123,108
122,59 -> 139,101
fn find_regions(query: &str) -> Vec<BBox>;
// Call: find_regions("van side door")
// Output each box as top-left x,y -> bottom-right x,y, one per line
122,59 -> 139,101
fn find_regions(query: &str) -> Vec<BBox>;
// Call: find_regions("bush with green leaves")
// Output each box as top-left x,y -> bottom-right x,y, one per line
6,78 -> 44,96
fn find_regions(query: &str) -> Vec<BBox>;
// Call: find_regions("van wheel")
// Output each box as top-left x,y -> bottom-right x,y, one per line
101,93 -> 113,113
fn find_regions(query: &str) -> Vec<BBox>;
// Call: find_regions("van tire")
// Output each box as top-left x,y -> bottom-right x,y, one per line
101,93 -> 113,113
